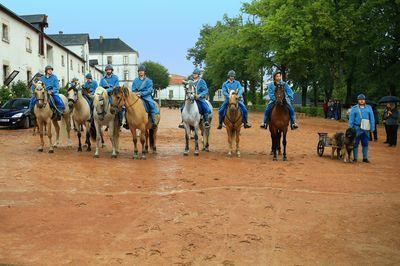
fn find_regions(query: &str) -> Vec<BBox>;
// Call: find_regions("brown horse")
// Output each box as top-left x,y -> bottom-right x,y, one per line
223,90 -> 242,157
269,84 -> 290,161
111,86 -> 160,159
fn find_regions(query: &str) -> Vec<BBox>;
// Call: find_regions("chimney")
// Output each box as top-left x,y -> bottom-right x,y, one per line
59,31 -> 63,35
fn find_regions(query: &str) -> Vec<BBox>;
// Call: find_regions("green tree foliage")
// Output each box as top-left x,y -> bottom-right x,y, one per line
141,61 -> 170,91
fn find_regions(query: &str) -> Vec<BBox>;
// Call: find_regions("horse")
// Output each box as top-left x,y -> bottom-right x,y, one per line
67,85 -> 91,152
223,89 -> 242,157
269,84 -> 290,161
181,81 -> 212,156
91,86 -> 120,158
111,86 -> 160,160
33,81 -> 71,152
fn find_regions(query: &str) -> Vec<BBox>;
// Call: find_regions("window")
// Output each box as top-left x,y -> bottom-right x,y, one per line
61,55 -> 65,67
2,23 -> 9,43
168,90 -> 173,99
217,90 -> 222,98
26,70 -> 32,83
124,70 -> 129,80
82,65 -> 84,73
78,64 -> 80,73
61,78 -> 65,87
26,37 -> 32,53
123,56 -> 128,65
107,56 -> 112,64
70,59 -> 73,70
3,64 -> 10,83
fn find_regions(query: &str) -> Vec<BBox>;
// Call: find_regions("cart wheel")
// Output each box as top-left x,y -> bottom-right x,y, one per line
317,140 -> 325,157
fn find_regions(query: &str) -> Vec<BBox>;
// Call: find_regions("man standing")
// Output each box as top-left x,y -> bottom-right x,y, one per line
41,65 -> 64,120
349,94 -> 375,163
131,64 -> 159,129
260,71 -> 298,130
217,70 -> 251,129
386,103 -> 398,147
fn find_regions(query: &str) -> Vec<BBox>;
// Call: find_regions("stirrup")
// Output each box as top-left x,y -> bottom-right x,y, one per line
178,123 -> 185,129
260,123 -> 268,129
291,123 -> 298,130
217,124 -> 223,129
244,122 -> 252,129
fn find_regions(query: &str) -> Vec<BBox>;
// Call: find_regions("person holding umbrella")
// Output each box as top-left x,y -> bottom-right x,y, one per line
349,94 -> 375,163
386,103 -> 398,147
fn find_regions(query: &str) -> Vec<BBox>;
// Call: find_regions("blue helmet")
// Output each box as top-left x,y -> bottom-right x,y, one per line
105,64 -> 113,71
138,64 -> 146,72
85,73 -> 92,79
357,94 -> 366,100
193,68 -> 201,75
45,65 -> 53,72
228,70 -> 236,77
273,71 -> 281,79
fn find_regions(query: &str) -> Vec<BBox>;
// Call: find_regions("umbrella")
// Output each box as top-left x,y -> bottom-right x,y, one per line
379,96 -> 400,104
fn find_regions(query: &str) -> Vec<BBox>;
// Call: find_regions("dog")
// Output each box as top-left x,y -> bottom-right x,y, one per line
341,127 -> 357,163
331,132 -> 345,159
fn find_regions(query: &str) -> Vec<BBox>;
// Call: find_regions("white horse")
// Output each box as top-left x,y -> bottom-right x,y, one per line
91,86 -> 120,158
181,81 -> 212,156
67,85 -> 91,152
33,81 -> 72,152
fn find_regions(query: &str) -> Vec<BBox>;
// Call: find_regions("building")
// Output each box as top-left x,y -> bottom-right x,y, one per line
89,38 -> 139,88
159,74 -> 186,101
0,4 -> 102,87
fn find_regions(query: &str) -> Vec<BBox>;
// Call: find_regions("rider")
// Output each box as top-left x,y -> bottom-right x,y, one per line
131,64 -> 159,129
69,77 -> 79,89
217,70 -> 252,129
260,71 -> 298,130
99,64 -> 123,124
41,65 -> 64,120
192,68 -> 211,128
349,94 -> 375,163
82,73 -> 98,106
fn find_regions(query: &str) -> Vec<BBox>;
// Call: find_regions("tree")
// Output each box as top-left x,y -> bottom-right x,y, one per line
141,61 -> 170,91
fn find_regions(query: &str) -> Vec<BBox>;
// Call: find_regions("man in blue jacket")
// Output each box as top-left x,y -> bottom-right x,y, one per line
28,72 -> 43,111
99,64 -> 119,96
217,70 -> 251,129
41,65 -> 64,119
260,71 -> 298,130
349,94 -> 375,163
192,68 -> 211,128
132,64 -> 159,129
83,73 -> 98,105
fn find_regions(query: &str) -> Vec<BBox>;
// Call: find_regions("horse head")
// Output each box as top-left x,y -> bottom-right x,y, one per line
185,80 -> 195,103
94,88 -> 108,117
34,81 -> 48,108
229,89 -> 239,112
67,86 -> 79,109
275,84 -> 286,106
111,86 -> 127,114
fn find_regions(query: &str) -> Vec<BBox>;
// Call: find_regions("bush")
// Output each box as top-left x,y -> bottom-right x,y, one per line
11,80 -> 30,98
0,86 -> 13,106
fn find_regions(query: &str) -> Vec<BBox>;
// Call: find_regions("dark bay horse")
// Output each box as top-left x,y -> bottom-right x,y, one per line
269,84 -> 290,161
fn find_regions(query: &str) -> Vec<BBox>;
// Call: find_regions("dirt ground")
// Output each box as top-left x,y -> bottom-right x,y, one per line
0,108 -> 399,265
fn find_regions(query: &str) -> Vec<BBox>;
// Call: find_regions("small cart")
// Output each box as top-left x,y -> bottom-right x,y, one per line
317,132 -> 332,157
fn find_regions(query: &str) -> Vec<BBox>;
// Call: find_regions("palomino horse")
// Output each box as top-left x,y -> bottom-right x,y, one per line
269,84 -> 290,161
91,86 -> 120,158
181,81 -> 212,156
223,89 -> 242,157
67,85 -> 91,152
33,81 -> 71,152
111,86 -> 160,160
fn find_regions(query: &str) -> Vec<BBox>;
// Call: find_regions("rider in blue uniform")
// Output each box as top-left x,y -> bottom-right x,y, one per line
131,64 -> 159,129
28,72 -> 43,120
260,71 -> 298,130
217,70 -> 251,129
99,64 -> 119,96
349,94 -> 375,163
41,65 -> 64,120
82,73 -> 97,106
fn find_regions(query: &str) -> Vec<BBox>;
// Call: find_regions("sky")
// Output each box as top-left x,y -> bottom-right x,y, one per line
2,0 -> 247,75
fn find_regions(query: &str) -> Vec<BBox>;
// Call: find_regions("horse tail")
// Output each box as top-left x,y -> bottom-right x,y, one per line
90,119 -> 97,141
149,128 -> 155,148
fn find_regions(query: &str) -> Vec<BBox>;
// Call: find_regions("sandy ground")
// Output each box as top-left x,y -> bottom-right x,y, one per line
0,108 -> 399,265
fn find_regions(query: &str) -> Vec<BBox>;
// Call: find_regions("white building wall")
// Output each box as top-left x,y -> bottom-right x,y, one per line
159,84 -> 185,101
89,52 -> 138,88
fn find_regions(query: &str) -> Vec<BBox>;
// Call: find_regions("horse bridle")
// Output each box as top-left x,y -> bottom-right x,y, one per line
67,87 -> 78,104
96,91 -> 109,117
35,86 -> 48,108
226,93 -> 241,125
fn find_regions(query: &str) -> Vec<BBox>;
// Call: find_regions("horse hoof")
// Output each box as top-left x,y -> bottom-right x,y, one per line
283,157 -> 288,161
237,152 -> 241,158
183,150 -> 189,156
194,151 -> 199,156
273,157 -> 278,161
269,151 -> 274,156
133,154 -> 139,160
48,149 -> 54,154
141,155 -> 147,160
227,152 -> 232,157
94,154 -> 99,158
111,154 -> 117,158
78,147 -> 82,152
86,147 -> 91,152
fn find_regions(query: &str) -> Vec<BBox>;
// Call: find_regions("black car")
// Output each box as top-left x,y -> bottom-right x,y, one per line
0,98 -> 33,128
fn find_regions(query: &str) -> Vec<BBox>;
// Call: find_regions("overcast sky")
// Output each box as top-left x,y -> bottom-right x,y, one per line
2,0 -> 247,75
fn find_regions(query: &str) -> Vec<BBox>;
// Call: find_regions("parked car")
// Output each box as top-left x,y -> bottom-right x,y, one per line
0,98 -> 33,128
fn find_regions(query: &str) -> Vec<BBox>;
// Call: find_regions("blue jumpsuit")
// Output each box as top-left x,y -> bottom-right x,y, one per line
83,80 -> 98,105
41,74 -> 64,113
132,77 -> 159,125
99,74 -> 119,99
192,78 -> 211,122
349,104 -> 375,160
263,81 -> 296,125
218,80 -> 248,125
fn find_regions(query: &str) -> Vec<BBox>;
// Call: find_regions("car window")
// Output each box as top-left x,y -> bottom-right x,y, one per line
1,99 -> 29,109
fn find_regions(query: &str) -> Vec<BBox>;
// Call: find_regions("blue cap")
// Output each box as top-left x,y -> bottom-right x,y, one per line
105,64 -> 113,71
193,68 -> 201,75
85,73 -> 92,79
138,64 -> 146,72
357,94 -> 366,100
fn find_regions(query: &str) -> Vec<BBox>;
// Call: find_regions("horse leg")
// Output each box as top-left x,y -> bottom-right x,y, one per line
94,122 -> 101,158
77,129 -> 82,152
270,133 -> 274,155
194,126 -> 199,156
227,128 -> 233,156
52,119 -> 60,147
37,121 -> 44,152
152,128 -> 158,154
131,127 -> 139,159
278,131 -> 282,155
65,115 -> 72,148
85,121 -> 91,152
183,124 -> 189,156
204,127 -> 210,152
47,120 -> 54,153
140,129 -> 146,160
144,130 -> 149,154
236,129 -> 241,158
109,122 -> 117,158
283,130 -> 287,161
